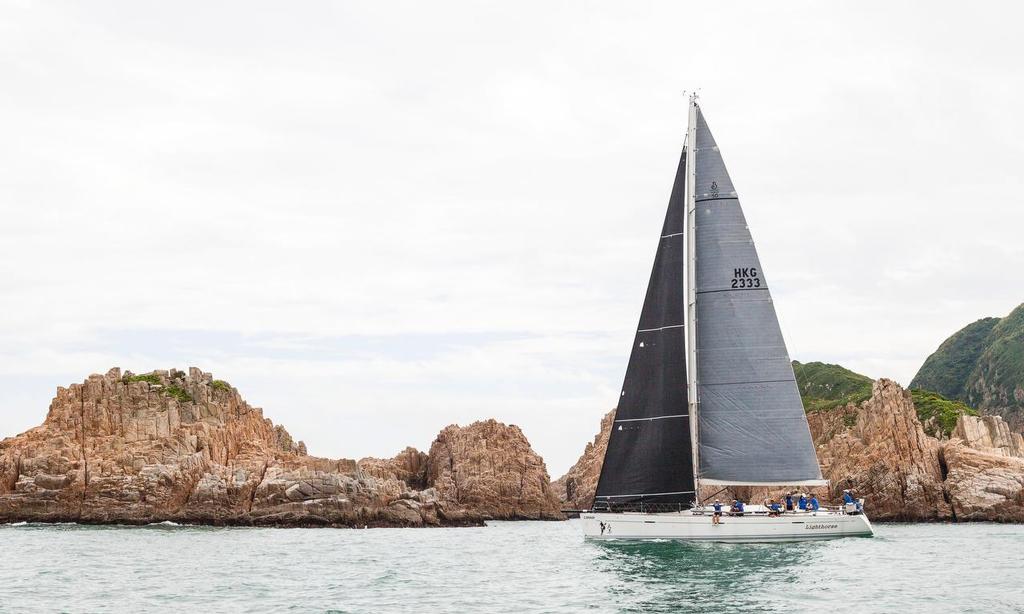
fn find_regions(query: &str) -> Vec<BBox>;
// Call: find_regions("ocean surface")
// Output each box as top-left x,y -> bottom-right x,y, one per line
1,519 -> 1021,613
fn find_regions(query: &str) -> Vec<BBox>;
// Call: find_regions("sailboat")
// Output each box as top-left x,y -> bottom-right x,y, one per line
581,96 -> 873,542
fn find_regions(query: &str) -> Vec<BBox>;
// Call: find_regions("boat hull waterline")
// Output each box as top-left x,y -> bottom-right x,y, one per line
582,511 -> 873,543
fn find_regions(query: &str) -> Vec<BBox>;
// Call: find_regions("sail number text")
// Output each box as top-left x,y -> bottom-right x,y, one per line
731,267 -> 761,289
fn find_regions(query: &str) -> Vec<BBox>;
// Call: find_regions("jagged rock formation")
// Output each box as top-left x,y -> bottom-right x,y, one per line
426,420 -> 563,520
556,379 -> 1024,522
912,304 -> 1024,430
0,368 -> 562,526
952,415 -> 1024,458
809,379 -> 951,520
942,441 -> 1024,521
359,447 -> 430,490
551,409 -> 614,511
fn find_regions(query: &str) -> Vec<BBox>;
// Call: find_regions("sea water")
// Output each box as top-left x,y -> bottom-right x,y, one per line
0,520 -> 1021,613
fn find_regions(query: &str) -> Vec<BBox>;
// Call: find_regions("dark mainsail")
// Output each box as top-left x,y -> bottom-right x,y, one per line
691,106 -> 824,486
593,148 -> 696,510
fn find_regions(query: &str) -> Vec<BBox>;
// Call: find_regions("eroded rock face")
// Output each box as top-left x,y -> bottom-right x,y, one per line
941,442 -> 1024,521
551,409 -> 614,511
811,379 -> 951,520
0,368 -> 562,526
952,415 -> 1024,458
359,447 -> 429,489
556,379 -> 1024,522
426,419 -> 563,520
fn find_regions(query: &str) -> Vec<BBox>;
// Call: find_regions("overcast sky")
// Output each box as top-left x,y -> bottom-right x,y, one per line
2,2 -> 1022,475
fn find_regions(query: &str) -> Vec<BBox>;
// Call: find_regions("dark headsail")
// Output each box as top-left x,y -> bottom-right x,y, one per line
593,148 -> 696,510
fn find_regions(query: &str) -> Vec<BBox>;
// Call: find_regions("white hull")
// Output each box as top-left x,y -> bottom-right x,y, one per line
581,509 -> 873,543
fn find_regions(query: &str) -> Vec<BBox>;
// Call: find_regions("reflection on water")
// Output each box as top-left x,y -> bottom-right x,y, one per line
591,540 -> 816,612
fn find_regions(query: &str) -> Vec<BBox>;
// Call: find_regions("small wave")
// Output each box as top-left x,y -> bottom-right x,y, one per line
4,521 -> 28,526
148,521 -> 181,527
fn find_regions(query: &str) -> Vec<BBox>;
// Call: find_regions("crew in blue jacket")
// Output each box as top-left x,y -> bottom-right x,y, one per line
843,489 -> 855,505
809,495 -> 820,511
798,493 -> 808,511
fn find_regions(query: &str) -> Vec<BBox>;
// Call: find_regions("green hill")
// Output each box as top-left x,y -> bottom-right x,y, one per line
911,303 -> 1024,429
793,360 -> 979,437
909,389 -> 979,438
792,360 -> 872,411
909,317 -> 1000,399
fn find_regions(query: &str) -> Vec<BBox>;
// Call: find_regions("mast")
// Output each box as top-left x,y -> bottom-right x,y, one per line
685,94 -> 700,504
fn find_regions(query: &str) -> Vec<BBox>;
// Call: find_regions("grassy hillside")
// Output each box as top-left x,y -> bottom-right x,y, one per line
911,303 -> 1024,428
909,317 -> 1000,399
909,389 -> 979,438
967,305 -> 1024,411
792,361 -> 872,412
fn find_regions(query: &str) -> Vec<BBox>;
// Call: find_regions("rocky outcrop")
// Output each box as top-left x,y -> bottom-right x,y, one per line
811,386 -> 1024,521
952,415 -> 1024,458
0,368 -> 562,526
426,420 -> 563,520
359,447 -> 429,489
556,379 -> 1024,522
941,441 -> 1024,521
551,409 -> 613,511
810,379 -> 951,520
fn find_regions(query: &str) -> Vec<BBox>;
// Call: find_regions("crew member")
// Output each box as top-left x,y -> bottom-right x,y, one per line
798,493 -> 808,511
784,492 -> 794,512
809,494 -> 820,511
712,500 -> 722,525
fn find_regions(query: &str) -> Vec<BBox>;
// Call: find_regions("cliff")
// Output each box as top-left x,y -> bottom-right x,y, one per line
556,379 -> 1024,522
551,409 -> 614,511
426,420 -> 563,520
808,379 -> 950,520
911,304 -> 1024,430
0,368 -> 563,526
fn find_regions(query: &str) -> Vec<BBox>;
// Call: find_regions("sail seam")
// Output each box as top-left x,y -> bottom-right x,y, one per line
696,288 -> 768,295
637,324 -> 684,332
660,232 -> 683,239
614,414 -> 687,423
701,378 -> 795,387
695,196 -> 739,203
